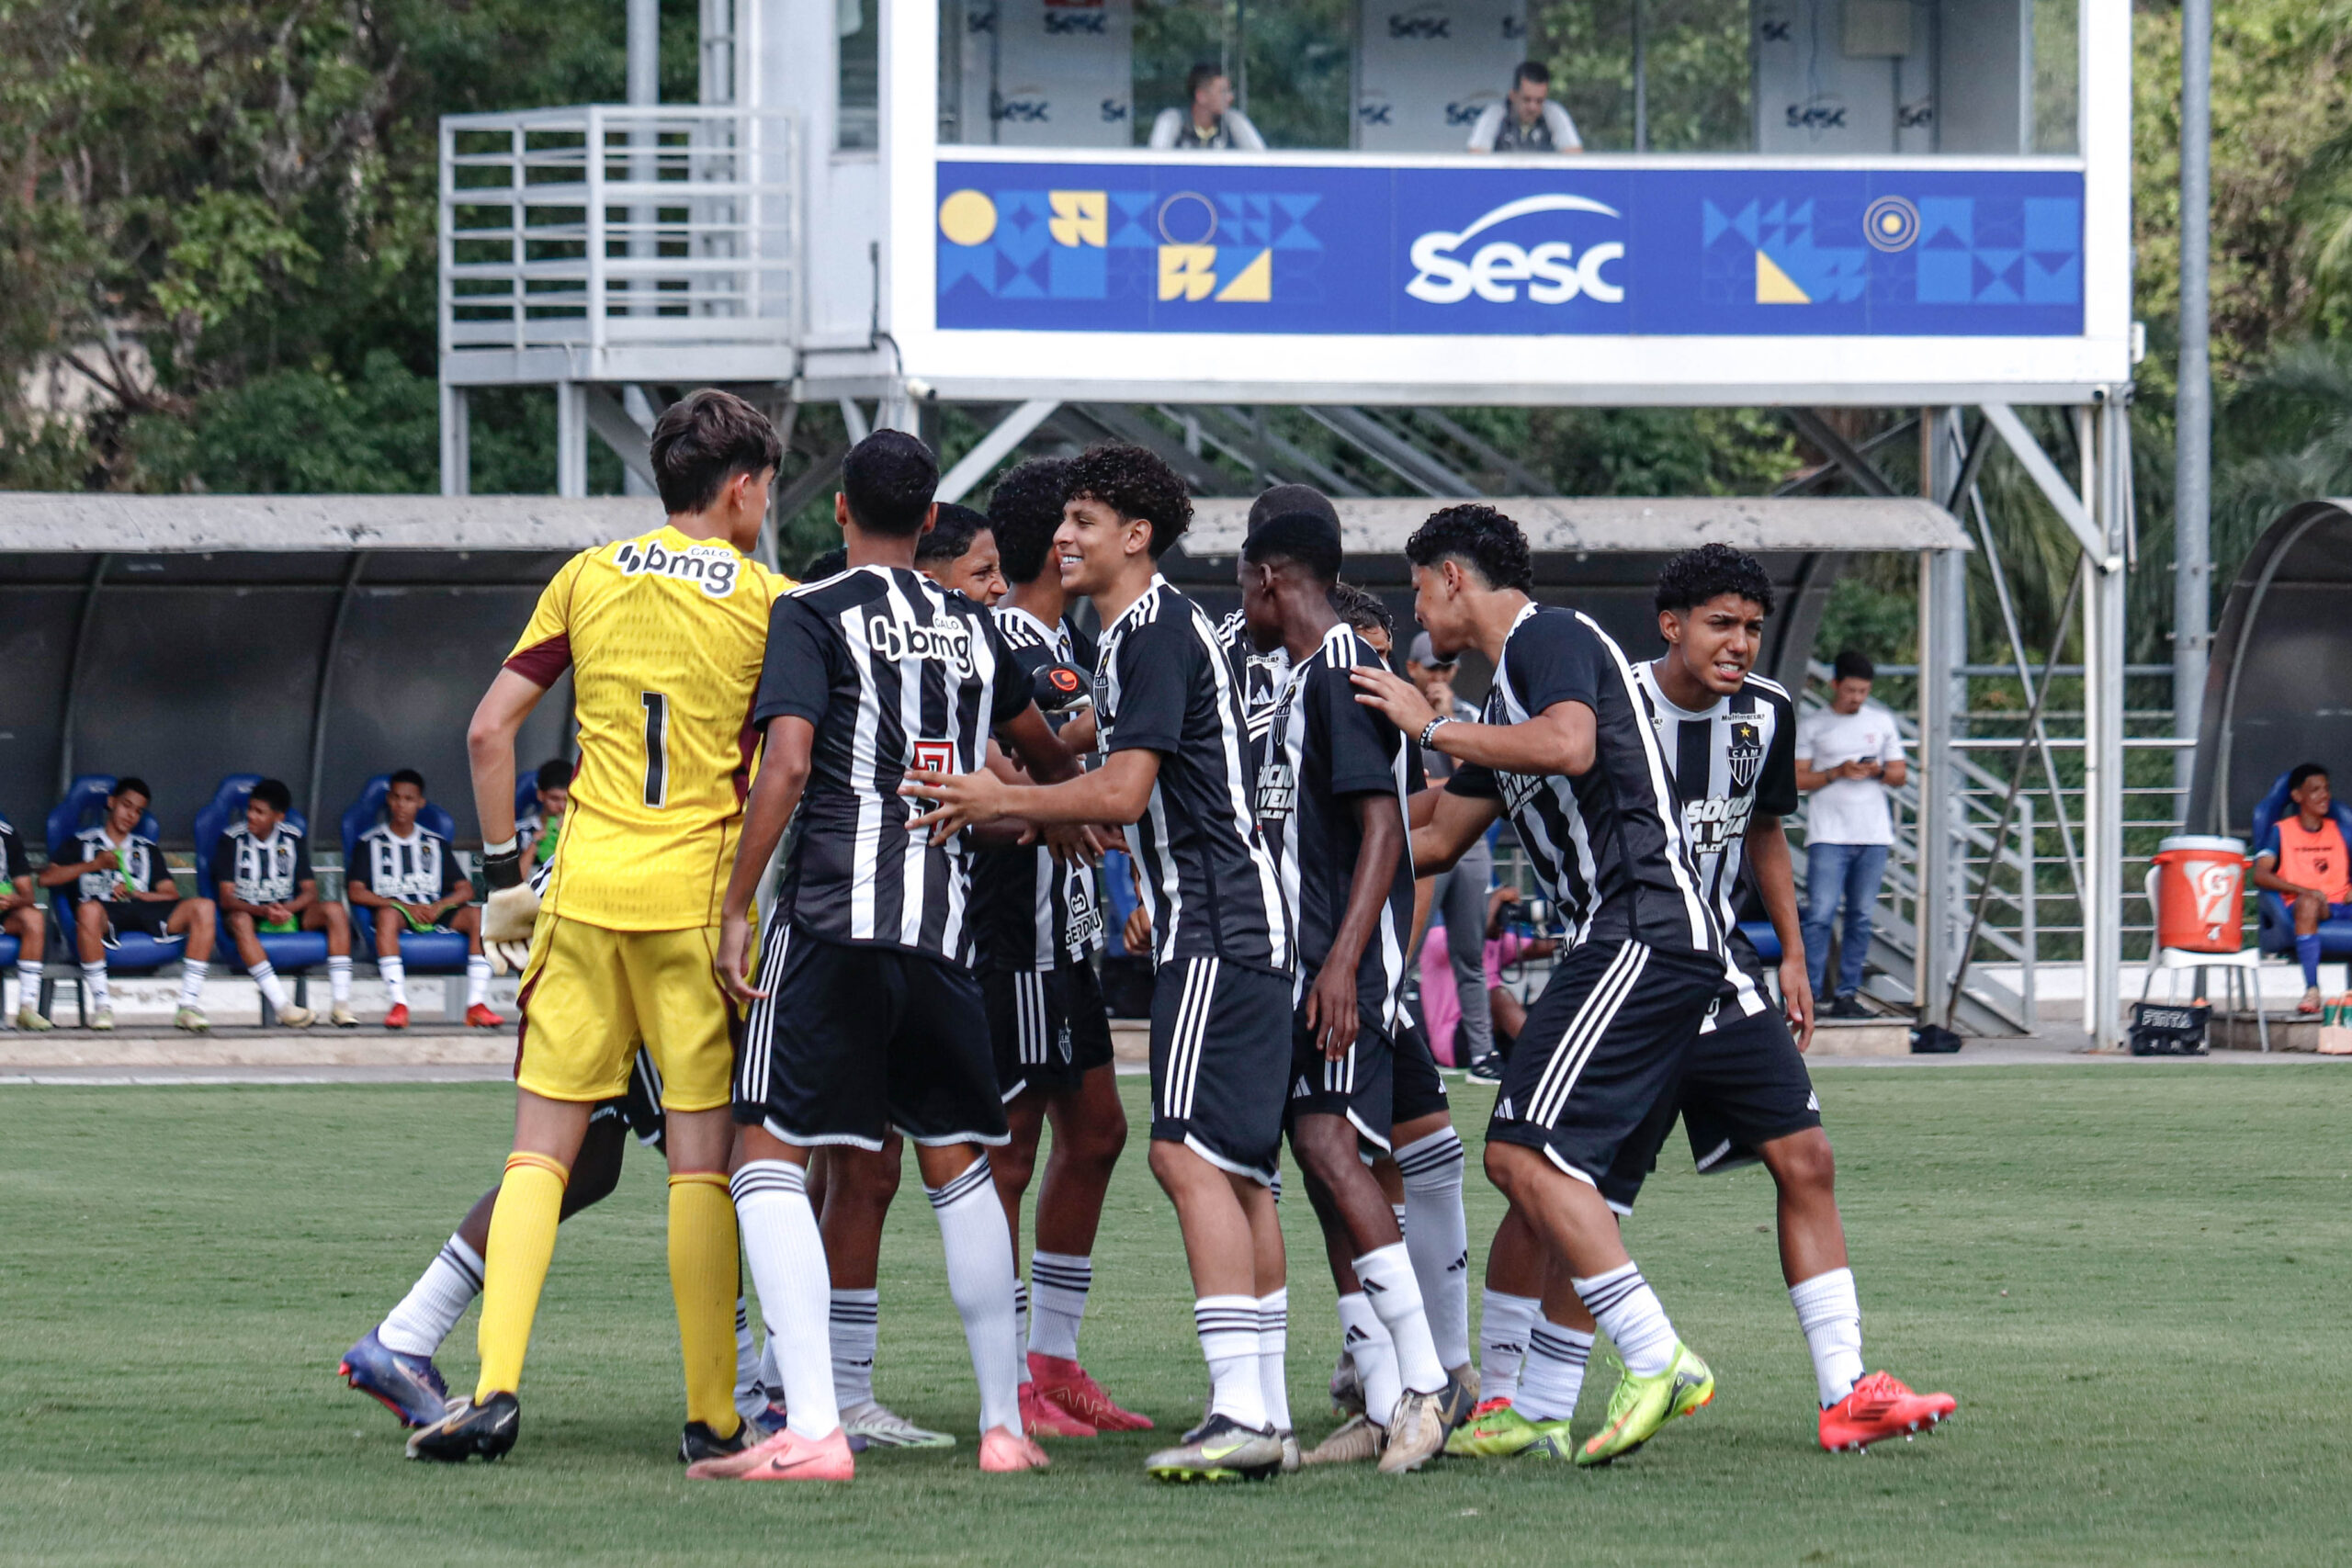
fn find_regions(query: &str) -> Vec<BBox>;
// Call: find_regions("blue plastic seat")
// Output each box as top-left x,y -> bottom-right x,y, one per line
193,776 -> 330,1015
340,775 -> 472,973
1739,920 -> 1783,964
0,808 -> 18,979
2249,772 -> 2352,959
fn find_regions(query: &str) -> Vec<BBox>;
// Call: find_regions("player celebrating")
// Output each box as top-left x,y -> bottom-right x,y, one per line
1238,513 -> 1456,1475
905,444 -> 1295,1484
403,389 -> 786,1464
702,429 -> 1078,1483
1352,503 -> 1724,1467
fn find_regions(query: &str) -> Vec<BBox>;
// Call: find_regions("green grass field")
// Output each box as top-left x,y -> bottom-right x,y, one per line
4,1066 -> 2349,1566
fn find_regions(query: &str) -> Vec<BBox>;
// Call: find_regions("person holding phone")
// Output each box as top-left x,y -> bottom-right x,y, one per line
1793,651 -> 1907,1017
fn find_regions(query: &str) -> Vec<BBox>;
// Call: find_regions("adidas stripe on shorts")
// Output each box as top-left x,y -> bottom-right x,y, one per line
1148,956 -> 1291,1187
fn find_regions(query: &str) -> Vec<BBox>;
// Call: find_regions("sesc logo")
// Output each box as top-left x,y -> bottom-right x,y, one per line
1406,193 -> 1626,306
613,538 -> 741,597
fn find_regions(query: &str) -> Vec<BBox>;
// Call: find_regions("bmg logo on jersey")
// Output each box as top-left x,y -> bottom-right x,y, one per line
1403,192 -> 1627,317
613,538 -> 741,597
868,612 -> 978,677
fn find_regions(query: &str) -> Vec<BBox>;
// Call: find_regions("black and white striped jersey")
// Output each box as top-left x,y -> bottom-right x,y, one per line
0,817 -> 28,885
1097,576 -> 1291,974
212,821 -> 314,907
970,605 -> 1107,970
1251,623 -> 1419,1025
1446,604 -> 1724,960
351,823 -> 465,906
1216,605 -> 1292,725
69,827 -> 166,903
1632,660 -> 1800,1020
756,564 -> 1030,964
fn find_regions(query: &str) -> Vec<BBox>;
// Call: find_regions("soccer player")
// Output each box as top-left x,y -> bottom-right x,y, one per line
704,429 -> 1078,1483
1351,503 -> 1724,1467
1216,483 -> 1344,716
403,389 -> 786,1464
3,811 -> 50,1032
40,777 -> 216,1032
520,757 -> 571,871
2252,762 -> 2352,1014
1238,513 -> 1454,1475
347,772 -> 498,1030
212,777 -> 354,1028
904,443 -> 1295,1484
916,502 -> 1009,607
972,455 -> 1150,1438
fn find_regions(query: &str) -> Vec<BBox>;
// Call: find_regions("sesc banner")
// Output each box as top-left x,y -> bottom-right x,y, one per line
934,160 -> 2084,338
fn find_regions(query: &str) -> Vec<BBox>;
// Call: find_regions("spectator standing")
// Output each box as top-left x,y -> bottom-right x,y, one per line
3,812 -> 47,1031
1794,651 -> 1907,1017
1407,630 -> 1495,1072
1148,62 -> 1267,151
1465,62 -> 1584,153
213,777 -> 356,1028
38,776 -> 218,1032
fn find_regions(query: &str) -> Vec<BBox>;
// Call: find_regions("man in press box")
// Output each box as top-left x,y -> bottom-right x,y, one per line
1465,62 -> 1584,154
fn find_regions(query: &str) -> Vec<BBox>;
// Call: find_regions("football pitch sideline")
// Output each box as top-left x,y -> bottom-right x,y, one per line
2,1066 -> 2347,1567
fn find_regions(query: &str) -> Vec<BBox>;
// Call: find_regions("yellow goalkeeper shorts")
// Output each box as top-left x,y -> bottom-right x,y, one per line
514,915 -> 735,1111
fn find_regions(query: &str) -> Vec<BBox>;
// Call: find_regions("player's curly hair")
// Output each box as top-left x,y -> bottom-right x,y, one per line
915,502 -> 990,566
1328,580 -> 1394,642
1066,443 -> 1192,558
1654,542 -> 1775,618
987,457 -> 1072,584
1403,503 -> 1533,592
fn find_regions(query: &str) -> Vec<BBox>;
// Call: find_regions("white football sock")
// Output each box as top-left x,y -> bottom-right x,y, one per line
1256,1288 -> 1291,1431
1395,1127 -> 1473,1370
927,1157 -> 1023,1436
1477,1289 -> 1540,1403
250,961 -> 290,1012
18,958 -> 44,1006
1028,1250 -> 1091,1360
1336,1291 -> 1402,1427
466,954 -> 490,1008
1392,1202 -> 1408,1234
327,954 -> 352,1003
731,1160 -> 839,1440
177,958 -> 207,1007
1353,1242 -> 1445,1396
1573,1262 -> 1679,1379
732,1296 -> 764,1420
759,1333 -> 782,1404
1195,1295 -> 1267,1429
830,1288 -> 879,1409
1012,1280 -> 1033,1383
1514,1321 -> 1594,1422
378,954 -> 406,1006
378,1233 -> 484,1358
81,962 -> 109,1010
1789,1266 -> 1864,1406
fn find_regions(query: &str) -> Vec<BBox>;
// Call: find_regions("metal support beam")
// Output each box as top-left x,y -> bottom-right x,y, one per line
306,552 -> 368,830
620,387 -> 658,497
1914,408 -> 1963,1030
1305,405 -> 1477,496
582,385 -> 658,492
54,554 -> 110,796
2079,397 -> 2131,1049
439,383 -> 469,497
936,400 -> 1059,503
2176,0 -> 2214,794
1981,402 -> 2109,564
771,441 -> 851,553
555,382 -> 589,498
1057,405 -> 1232,496
837,399 -> 872,443
1785,409 -> 1900,498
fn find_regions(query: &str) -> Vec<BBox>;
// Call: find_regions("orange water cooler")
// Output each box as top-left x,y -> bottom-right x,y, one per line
2150,836 -> 2249,953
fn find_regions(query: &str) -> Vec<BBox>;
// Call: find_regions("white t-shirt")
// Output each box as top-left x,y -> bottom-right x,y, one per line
1796,704 -> 1905,846
1466,100 -> 1583,152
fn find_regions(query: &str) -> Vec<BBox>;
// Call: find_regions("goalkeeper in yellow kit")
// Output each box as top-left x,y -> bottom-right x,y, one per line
408,390 -> 788,1463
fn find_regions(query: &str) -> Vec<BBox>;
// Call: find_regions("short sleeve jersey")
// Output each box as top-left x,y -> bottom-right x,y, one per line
0,818 -> 27,886
1252,624 -> 1419,1022
1097,577 -> 1291,974
71,827 -> 166,904
212,822 -> 314,907
351,824 -> 464,905
1447,604 -> 1722,958
504,526 -> 786,931
755,564 -> 1030,964
2257,814 -> 2352,904
969,605 -> 1107,970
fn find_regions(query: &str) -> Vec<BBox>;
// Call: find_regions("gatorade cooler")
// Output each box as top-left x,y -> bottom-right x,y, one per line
2151,835 -> 2249,953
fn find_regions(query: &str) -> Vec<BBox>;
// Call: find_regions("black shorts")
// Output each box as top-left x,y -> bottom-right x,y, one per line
94,899 -> 183,943
985,960 -> 1115,1100
604,1045 -> 668,1147
1390,1012 -> 1451,1127
1487,940 -> 1724,1206
1284,1007 -> 1396,1151
734,922 -> 1008,1151
1150,955 -> 1291,1186
1598,1000 -> 1821,1208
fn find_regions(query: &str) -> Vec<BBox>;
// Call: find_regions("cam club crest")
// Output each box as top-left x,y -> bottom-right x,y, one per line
1727,719 -> 1763,790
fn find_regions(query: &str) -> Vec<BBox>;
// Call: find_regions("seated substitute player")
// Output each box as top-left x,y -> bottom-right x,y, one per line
916,502 -> 1009,607
519,757 -> 571,871
1238,513 -> 1456,1476
973,454 -> 1150,1438
346,771 -> 498,1031
40,776 -> 217,1032
904,443 -> 1297,1484
703,429 -> 1080,1483
2251,762 -> 2352,1015
4,811 -> 50,1032
212,777 -> 354,1028
1351,503 -> 1725,1467
404,388 -> 787,1465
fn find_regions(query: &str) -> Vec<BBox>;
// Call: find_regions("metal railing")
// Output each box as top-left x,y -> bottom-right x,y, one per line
440,105 -> 796,359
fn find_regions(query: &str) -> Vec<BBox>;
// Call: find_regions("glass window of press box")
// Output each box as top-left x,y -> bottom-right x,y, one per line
900,0 -> 2080,155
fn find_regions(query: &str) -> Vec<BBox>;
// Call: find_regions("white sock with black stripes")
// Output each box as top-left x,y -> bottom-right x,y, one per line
1335,1292 -> 1402,1427
731,1160 -> 840,1440
250,961 -> 290,1014
1195,1295 -> 1268,1430
1395,1127 -> 1472,1370
1353,1242 -> 1445,1395
81,962 -> 109,1011
1514,1321 -> 1594,1422
176,958 -> 207,1008
377,1233 -> 483,1357
926,1156 -> 1023,1436
1789,1267 -> 1864,1406
1256,1289 -> 1291,1431
732,1296 -> 764,1420
1392,1203 -> 1408,1235
1012,1280 -> 1033,1383
1572,1262 -> 1679,1379
327,954 -> 352,1004
830,1288 -> 879,1409
1476,1289 -> 1540,1404
465,954 -> 490,1008
1027,1250 -> 1091,1361
15,959 -> 39,1010
378,954 -> 406,1007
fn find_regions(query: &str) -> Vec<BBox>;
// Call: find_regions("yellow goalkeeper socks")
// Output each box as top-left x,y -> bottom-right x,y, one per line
669,1170 -> 743,1438
474,1151 -> 569,1402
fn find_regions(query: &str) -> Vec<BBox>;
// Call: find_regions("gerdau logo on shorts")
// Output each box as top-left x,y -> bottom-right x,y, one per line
613,537 -> 741,597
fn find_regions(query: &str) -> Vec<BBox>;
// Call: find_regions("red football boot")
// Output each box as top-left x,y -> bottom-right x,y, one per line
465,1002 -> 504,1029
1818,1371 -> 1957,1451
383,1002 -> 410,1031
1029,1352 -> 1154,1432
1020,1380 -> 1095,1438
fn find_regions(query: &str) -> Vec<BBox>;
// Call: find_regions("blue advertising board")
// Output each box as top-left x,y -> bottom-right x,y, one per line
934,162 -> 2084,338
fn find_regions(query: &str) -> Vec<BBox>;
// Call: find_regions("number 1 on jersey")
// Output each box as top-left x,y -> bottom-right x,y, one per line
641,691 -> 670,807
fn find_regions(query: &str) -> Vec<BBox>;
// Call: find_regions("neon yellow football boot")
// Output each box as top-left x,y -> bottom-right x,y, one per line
1445,1398 -> 1558,1458
1576,1344 -> 1713,1466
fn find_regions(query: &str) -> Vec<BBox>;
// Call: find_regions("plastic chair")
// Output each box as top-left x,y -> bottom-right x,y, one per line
341,775 -> 473,1016
1739,920 -> 1782,964
43,775 -> 176,1026
192,774 -> 330,1023
2248,771 -> 2352,959
2141,865 -> 2267,1053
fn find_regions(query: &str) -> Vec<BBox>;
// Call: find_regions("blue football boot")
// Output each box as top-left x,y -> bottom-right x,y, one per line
341,1328 -> 451,1428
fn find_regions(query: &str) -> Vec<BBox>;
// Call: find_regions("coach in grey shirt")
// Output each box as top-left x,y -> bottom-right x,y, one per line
1408,632 -> 1494,1068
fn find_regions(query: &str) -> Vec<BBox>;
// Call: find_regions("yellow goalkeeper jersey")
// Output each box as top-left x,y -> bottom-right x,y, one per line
504,525 -> 790,931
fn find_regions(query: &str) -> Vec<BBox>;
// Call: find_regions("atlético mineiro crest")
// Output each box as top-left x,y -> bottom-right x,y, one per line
1727,719 -> 1763,789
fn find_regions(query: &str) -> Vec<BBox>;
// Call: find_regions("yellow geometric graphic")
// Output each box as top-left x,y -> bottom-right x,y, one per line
1159,245 -> 1217,301
1755,249 -> 1811,304
938,188 -> 998,247
1213,248 -> 1272,302
1048,190 -> 1107,248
